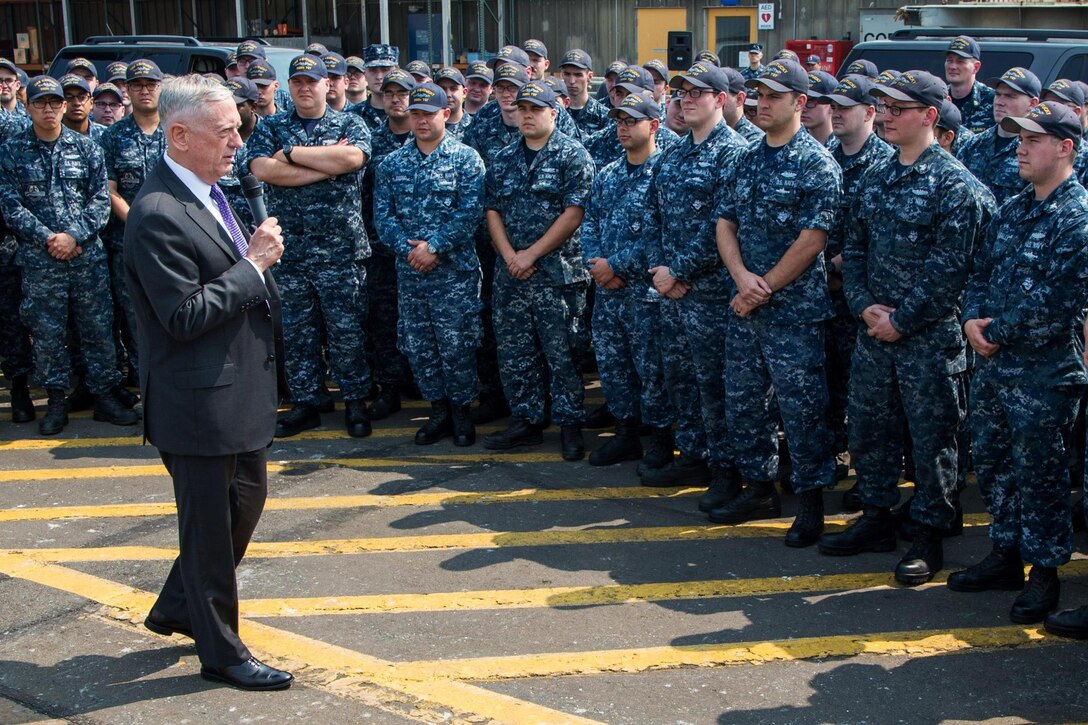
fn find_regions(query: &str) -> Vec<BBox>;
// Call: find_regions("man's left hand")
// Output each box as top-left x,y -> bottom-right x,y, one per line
407,240 -> 439,273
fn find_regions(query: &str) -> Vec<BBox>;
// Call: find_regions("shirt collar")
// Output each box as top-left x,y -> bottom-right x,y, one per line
162,151 -> 214,206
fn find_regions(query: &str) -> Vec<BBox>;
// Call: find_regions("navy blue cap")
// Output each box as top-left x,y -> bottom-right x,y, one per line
608,90 -> 661,121
0,58 -> 17,75
289,54 -> 328,80
1001,100 -> 1082,142
695,50 -> 720,67
488,46 -> 530,70
515,81 -> 557,107
15,68 -> 27,86
106,61 -> 128,82
842,59 -> 879,79
747,43 -> 763,53
560,48 -> 593,70
605,61 -> 628,77
364,44 -> 399,68
522,39 -> 548,59
226,52 -> 239,69
247,60 -> 277,85
66,57 -> 97,79
871,69 -> 947,108
322,52 -> 348,77
644,59 -> 669,83
26,75 -> 64,101
202,73 -> 227,86
406,60 -> 431,78
305,42 -> 329,57
806,70 -> 838,97
773,49 -> 799,62
92,82 -> 123,100
806,54 -> 822,65
227,77 -> 259,104
1045,78 -> 1086,107
466,61 -> 493,83
818,74 -> 877,106
986,67 -> 1041,98
346,56 -> 365,72
236,40 -> 265,60
669,62 -> 730,93
434,66 -> 466,86
542,76 -> 568,98
58,74 -> 90,94
947,35 -> 981,60
721,67 -> 746,94
407,82 -> 448,112
380,68 -> 416,91
492,64 -> 529,88
127,59 -> 163,82
875,69 -> 902,86
615,66 -> 654,94
745,59 -> 808,94
937,99 -> 963,131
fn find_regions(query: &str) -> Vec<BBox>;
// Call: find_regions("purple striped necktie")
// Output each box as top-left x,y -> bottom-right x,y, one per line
209,184 -> 248,258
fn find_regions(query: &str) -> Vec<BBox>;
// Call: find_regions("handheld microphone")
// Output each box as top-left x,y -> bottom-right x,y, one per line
240,174 -> 268,226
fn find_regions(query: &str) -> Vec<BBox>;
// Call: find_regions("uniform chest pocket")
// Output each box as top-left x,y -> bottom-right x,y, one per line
59,163 -> 87,181
764,186 -> 800,210
893,203 -> 935,259
529,171 -> 560,195
681,171 -> 715,212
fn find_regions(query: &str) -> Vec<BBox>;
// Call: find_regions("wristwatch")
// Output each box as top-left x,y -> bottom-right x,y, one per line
283,144 -> 295,164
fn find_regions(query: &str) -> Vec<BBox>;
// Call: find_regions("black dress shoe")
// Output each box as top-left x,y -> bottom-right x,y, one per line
560,424 -> 585,461
947,546 -> 1024,593
451,404 -> 475,447
144,612 -> 194,640
1010,566 -> 1060,624
344,399 -> 372,438
200,657 -> 292,691
895,525 -> 943,586
415,400 -> 453,445
275,405 -> 321,438
584,403 -> 615,430
818,508 -> 897,556
698,467 -> 741,512
840,482 -> 862,513
1045,605 -> 1088,639
785,489 -> 825,548
639,454 -> 710,488
483,418 -> 543,450
368,387 -> 402,420
707,480 -> 781,524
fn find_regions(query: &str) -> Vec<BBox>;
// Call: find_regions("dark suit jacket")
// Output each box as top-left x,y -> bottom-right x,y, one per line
124,159 -> 283,456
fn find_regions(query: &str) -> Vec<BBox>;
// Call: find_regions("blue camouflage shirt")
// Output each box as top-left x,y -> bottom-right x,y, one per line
0,126 -> 110,268
484,129 -> 594,287
463,110 -> 521,168
243,108 -> 372,263
349,99 -> 385,130
99,115 -> 166,248
568,97 -> 612,140
718,129 -> 842,324
963,175 -> 1088,387
446,112 -> 473,141
957,124 -> 1028,208
373,132 -> 485,276
955,81 -> 995,134
732,115 -> 764,144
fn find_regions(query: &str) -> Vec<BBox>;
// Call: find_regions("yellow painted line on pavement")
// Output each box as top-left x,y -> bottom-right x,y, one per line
394,623 -> 1059,682
1,515 -> 992,561
0,485 -> 705,521
0,552 -> 602,725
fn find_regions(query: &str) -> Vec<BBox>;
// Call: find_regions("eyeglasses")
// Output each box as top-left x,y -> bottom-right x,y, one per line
30,98 -> 65,110
0,78 -> 17,86
615,116 -> 649,127
383,90 -> 410,100
675,88 -> 710,99
64,93 -> 90,104
94,101 -> 122,110
875,102 -> 928,116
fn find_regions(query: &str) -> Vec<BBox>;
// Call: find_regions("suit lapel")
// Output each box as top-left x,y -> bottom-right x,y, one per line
155,161 -> 242,264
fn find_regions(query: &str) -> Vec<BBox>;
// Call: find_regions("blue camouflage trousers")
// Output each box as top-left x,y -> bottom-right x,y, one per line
21,260 -> 120,394
365,249 -> 411,389
493,280 -> 586,426
591,293 -> 671,427
661,297 -> 733,470
972,369 -> 1079,567
658,300 -> 705,458
726,316 -> 834,490
397,270 -> 482,406
825,310 -> 856,456
849,332 -> 964,529
278,261 -> 371,405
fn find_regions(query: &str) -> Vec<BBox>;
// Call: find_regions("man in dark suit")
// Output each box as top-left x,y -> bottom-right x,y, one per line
124,74 -> 292,691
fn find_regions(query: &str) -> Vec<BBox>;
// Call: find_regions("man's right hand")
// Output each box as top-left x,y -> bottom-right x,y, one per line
245,217 -> 284,271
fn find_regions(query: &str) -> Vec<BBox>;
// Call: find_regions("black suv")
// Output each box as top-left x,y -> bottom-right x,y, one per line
47,35 -> 298,81
841,28 -> 1088,85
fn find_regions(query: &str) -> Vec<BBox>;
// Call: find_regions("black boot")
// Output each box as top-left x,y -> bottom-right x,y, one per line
786,489 -> 825,548
415,400 -> 453,445
113,384 -> 140,410
584,403 -> 615,430
9,373 -> 34,423
275,404 -> 321,438
451,403 -> 475,447
817,507 -> 897,556
317,383 -> 336,413
698,466 -> 741,512
93,392 -> 139,426
1010,565 -> 1060,624
894,524 -> 943,586
900,500 -> 963,541
589,418 -> 642,466
639,454 -> 710,488
66,381 -> 94,412
840,482 -> 862,513
484,418 -> 543,450
637,426 -> 675,475
39,388 -> 68,436
471,392 -> 510,424
707,480 -> 781,524
368,386 -> 401,420
561,424 -> 585,461
947,545 -> 1024,592
1045,605 -> 1088,639
344,399 -> 371,438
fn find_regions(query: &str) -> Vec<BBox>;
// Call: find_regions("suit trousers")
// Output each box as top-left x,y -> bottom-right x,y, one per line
152,448 -> 268,667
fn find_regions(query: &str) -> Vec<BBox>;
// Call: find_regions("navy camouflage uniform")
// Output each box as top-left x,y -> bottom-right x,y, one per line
243,109 -> 373,406
740,65 -> 766,81
484,129 -> 594,426
581,150 -> 671,427
446,112 -> 472,141
0,126 -> 117,394
583,122 -> 679,171
957,125 -> 1029,208
719,130 -> 842,490
350,99 -> 386,131
732,115 -> 764,144
568,97 -> 611,140
825,132 -> 893,454
843,143 -> 988,529
374,133 -> 485,406
964,176 -> 1088,567
472,97 -> 582,139
955,81 -> 995,134
0,112 -> 33,384
647,120 -> 747,470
